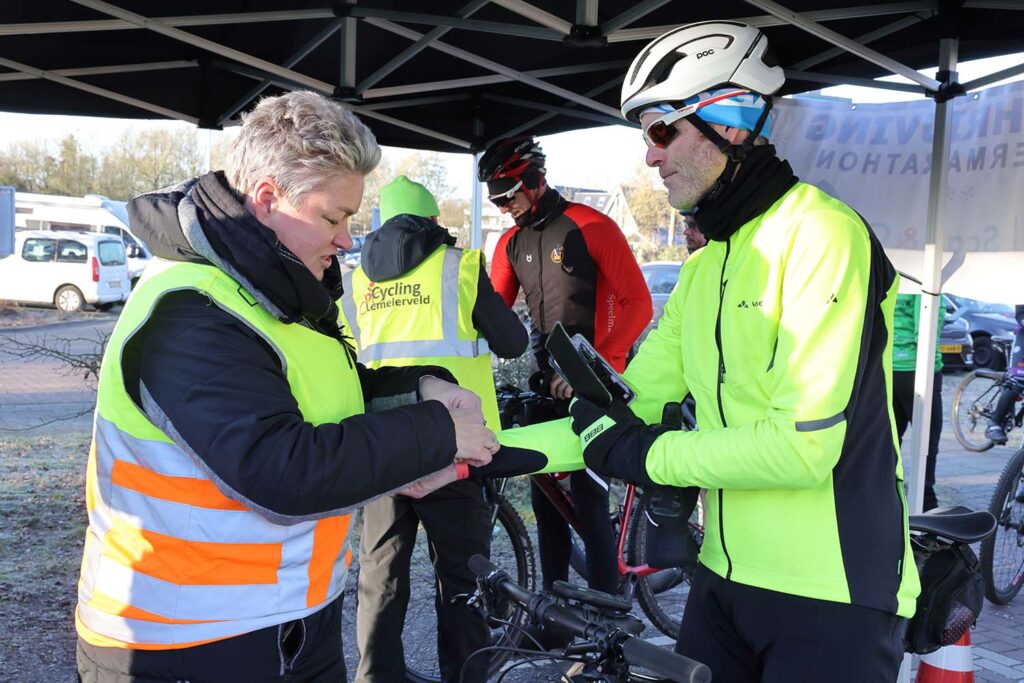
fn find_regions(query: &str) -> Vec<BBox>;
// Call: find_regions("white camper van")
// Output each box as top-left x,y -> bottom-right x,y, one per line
15,192 -> 152,286
0,230 -> 130,311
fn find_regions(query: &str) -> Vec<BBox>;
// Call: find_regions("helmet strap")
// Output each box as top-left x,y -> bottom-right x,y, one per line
689,98 -> 774,208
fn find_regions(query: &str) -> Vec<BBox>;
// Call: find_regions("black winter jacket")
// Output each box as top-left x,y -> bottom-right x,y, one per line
124,172 -> 459,519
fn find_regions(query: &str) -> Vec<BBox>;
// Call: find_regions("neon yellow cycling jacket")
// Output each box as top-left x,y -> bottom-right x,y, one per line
501,181 -> 920,617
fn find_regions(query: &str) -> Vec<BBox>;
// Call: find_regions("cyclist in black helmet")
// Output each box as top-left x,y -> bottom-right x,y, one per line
479,136 -> 652,627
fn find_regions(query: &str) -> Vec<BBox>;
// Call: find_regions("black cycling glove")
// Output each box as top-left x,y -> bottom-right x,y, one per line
568,396 -> 669,487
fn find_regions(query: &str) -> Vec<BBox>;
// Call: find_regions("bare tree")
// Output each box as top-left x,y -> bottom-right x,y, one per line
620,163 -> 683,262
351,155 -> 396,235
0,139 -> 57,192
99,128 -> 205,200
397,152 -> 454,201
50,135 -> 98,197
0,330 -> 108,431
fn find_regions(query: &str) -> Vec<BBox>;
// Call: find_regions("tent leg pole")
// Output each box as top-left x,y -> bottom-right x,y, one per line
907,37 -> 958,518
471,152 -> 483,250
900,39 -> 958,683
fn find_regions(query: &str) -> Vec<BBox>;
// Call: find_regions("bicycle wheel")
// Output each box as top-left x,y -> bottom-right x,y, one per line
628,490 -> 704,639
979,446 -> 1024,605
951,371 -> 1002,452
403,493 -> 535,682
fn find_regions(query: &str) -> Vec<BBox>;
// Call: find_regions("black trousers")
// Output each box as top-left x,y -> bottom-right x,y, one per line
676,565 -> 906,683
892,369 -> 941,511
530,469 -> 619,594
355,479 -> 491,683
77,593 -> 345,683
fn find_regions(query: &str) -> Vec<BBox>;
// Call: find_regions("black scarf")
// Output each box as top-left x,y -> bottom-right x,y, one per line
519,187 -> 568,230
190,172 -> 346,341
695,146 -> 798,243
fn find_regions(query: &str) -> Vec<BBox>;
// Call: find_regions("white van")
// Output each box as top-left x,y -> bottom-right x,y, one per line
15,192 -> 152,286
0,230 -> 130,311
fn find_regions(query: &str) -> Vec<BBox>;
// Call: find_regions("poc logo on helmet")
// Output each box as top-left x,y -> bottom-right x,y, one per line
695,49 -> 715,59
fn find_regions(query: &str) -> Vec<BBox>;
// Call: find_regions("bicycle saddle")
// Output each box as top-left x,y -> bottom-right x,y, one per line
908,505 -> 996,544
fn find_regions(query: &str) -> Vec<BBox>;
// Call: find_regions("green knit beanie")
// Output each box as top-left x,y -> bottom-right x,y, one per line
379,175 -> 440,223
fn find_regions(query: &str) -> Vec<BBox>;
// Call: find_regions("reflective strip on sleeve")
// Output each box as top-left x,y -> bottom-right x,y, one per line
794,412 -> 846,432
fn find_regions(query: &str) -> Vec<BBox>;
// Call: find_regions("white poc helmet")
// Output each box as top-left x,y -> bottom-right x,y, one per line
620,21 -> 785,123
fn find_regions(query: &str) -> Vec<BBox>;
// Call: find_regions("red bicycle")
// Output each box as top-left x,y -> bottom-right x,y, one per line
497,387 -> 704,639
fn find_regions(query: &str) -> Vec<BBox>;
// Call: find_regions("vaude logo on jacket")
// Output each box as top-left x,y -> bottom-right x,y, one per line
737,299 -> 765,309
360,281 -> 432,313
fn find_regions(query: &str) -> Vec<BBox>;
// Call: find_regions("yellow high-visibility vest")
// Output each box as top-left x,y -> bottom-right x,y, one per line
341,246 -> 500,429
76,259 -> 363,649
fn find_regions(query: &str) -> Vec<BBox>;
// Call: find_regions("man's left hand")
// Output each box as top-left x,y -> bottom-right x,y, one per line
549,374 -> 574,400
568,396 -> 666,487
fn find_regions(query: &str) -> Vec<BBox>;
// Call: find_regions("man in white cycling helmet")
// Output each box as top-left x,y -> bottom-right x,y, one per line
560,20 -> 920,681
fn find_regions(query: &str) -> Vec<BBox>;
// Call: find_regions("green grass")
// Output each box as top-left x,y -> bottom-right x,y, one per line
0,432 -> 89,679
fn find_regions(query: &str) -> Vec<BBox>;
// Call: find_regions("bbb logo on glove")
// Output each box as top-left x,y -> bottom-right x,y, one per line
582,416 -> 617,446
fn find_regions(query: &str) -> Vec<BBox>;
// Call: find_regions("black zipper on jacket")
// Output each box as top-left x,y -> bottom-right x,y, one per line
714,239 -> 733,580
537,227 -> 546,330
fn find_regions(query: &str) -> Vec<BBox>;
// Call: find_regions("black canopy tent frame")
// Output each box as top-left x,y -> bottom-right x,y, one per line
3,0 -> 1023,534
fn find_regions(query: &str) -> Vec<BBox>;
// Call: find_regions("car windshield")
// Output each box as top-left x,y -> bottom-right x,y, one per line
644,266 -> 681,294
978,303 -> 1013,315
957,298 -> 1013,316
98,241 -> 126,266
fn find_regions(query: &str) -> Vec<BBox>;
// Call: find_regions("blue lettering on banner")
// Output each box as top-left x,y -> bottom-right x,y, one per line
802,97 -> 1024,146
811,142 -> 1024,175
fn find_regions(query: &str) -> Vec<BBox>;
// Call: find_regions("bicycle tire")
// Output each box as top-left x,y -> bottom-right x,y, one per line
979,446 -> 1024,605
628,490 -> 703,639
951,371 -> 1001,452
403,492 -> 535,683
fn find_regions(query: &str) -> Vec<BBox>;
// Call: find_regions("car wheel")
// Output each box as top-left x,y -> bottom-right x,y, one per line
972,336 -> 1003,370
54,285 -> 84,313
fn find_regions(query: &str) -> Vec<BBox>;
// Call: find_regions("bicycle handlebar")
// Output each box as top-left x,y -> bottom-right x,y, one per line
469,555 -> 711,683
975,368 -> 1005,381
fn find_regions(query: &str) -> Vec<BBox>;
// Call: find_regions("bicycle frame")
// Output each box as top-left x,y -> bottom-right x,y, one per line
529,472 -> 663,579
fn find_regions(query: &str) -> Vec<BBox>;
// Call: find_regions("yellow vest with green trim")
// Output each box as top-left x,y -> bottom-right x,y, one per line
341,246 -> 500,429
76,259 -> 363,650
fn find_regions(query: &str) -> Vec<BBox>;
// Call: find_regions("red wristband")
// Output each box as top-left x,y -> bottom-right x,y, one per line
455,462 -> 469,480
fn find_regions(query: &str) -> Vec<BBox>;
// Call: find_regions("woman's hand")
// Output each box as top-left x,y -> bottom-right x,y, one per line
396,464 -> 459,499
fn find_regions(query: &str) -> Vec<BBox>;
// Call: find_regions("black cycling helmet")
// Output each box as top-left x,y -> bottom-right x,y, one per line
477,136 -> 546,192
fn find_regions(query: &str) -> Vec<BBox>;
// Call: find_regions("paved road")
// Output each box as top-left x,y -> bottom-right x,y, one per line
3,319 -> 1021,681
0,318 -> 114,434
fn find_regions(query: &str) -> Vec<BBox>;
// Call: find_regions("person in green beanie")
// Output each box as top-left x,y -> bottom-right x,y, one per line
343,176 -> 527,682
892,292 -> 945,511
378,174 -> 441,223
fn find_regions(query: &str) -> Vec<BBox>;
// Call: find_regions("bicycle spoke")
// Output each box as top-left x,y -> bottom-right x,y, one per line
982,450 -> 1024,604
953,372 -> 1004,451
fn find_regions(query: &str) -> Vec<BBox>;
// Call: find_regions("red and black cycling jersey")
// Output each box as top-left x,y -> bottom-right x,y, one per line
490,190 -> 652,373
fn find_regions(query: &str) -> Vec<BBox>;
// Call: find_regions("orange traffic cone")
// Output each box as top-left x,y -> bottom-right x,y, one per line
915,631 -> 975,683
